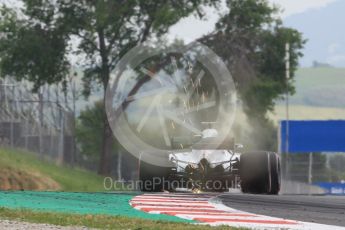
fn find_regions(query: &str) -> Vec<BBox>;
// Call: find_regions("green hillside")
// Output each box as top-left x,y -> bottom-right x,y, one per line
0,148 -> 106,192
289,67 -> 345,108
271,67 -> 345,122
269,105 -> 345,122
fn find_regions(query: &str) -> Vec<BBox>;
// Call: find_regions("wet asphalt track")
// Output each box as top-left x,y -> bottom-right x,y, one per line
219,193 -> 345,227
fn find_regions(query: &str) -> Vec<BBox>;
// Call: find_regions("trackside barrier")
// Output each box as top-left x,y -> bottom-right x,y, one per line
280,180 -> 325,195
315,182 -> 345,195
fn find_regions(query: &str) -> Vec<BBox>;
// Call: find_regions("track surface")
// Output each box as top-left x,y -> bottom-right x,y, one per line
220,193 -> 345,227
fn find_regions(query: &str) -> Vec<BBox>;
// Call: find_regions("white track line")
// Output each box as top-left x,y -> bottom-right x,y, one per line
131,199 -> 209,203
134,196 -> 210,201
130,202 -> 212,207
130,193 -> 345,230
139,193 -> 214,198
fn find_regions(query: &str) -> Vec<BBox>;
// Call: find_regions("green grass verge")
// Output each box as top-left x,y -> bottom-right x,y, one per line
0,148 -> 106,192
0,207 -> 243,230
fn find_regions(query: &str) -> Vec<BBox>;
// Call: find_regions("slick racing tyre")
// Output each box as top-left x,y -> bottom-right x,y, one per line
240,152 -> 281,195
139,159 -> 172,192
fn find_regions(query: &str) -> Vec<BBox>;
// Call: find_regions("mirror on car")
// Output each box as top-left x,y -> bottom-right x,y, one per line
235,144 -> 244,150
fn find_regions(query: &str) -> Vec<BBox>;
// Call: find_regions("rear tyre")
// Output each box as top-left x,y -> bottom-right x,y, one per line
139,160 -> 171,192
240,152 -> 281,195
268,152 -> 281,195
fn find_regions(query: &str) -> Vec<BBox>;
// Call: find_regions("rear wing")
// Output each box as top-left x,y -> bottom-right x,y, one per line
171,135 -> 235,150
171,135 -> 200,149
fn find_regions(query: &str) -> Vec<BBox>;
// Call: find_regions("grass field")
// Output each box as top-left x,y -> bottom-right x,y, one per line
0,148 -> 106,191
284,67 -> 345,108
269,105 -> 345,123
269,67 -> 345,122
294,68 -> 345,89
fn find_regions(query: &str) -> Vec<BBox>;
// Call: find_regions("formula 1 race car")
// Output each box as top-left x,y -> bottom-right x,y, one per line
139,129 -> 281,194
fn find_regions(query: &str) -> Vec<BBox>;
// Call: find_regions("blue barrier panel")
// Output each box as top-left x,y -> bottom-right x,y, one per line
315,182 -> 345,195
280,120 -> 345,153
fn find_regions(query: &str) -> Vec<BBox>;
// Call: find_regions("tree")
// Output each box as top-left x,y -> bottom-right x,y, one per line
0,5 -> 70,91
76,101 -> 142,180
76,101 -> 104,159
0,0 -> 220,175
200,0 -> 306,150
